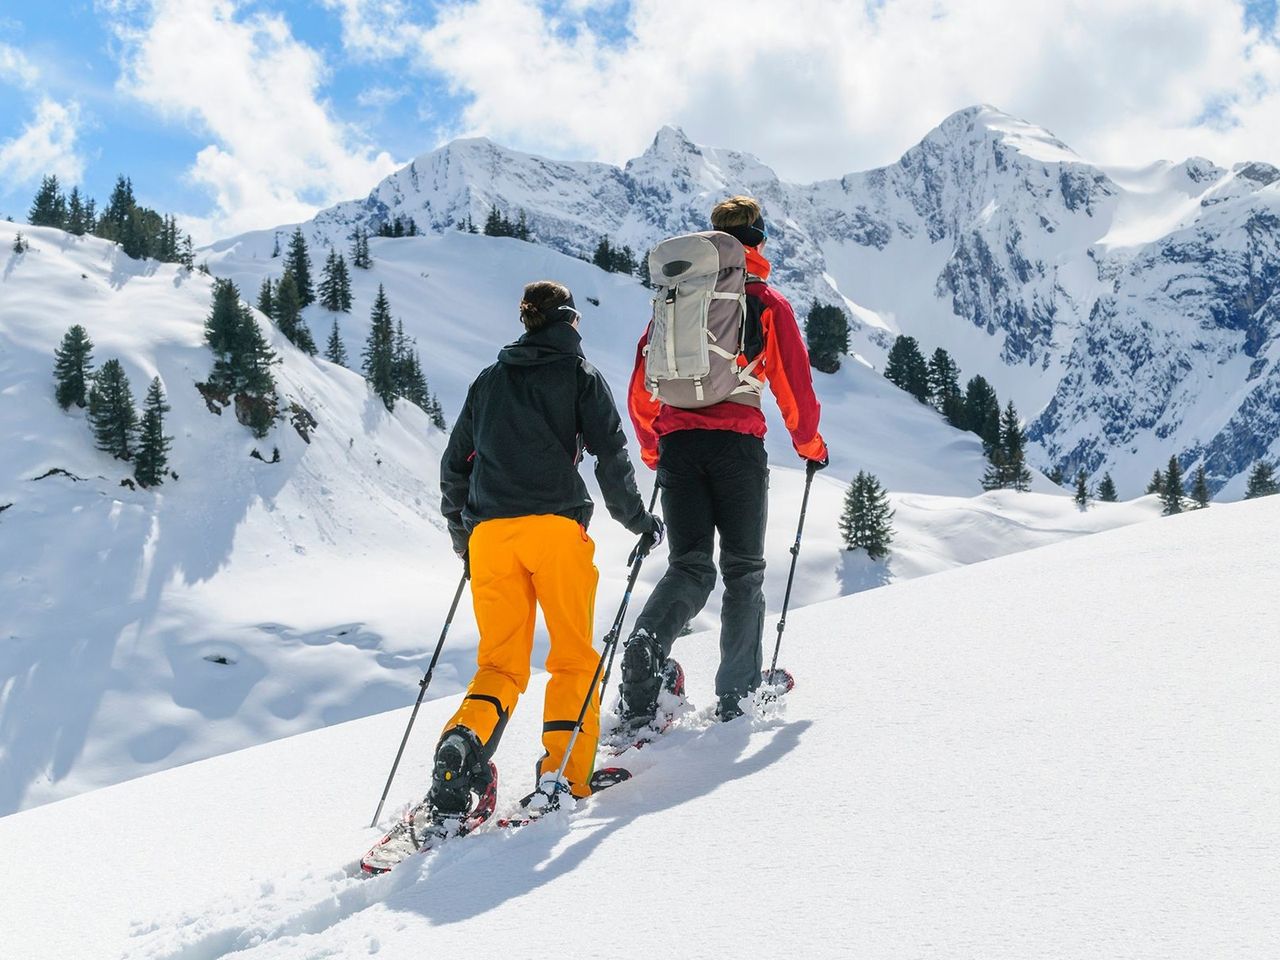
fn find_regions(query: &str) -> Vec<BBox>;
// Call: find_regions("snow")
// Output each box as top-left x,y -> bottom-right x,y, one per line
0,222 -> 1161,819
1,495 -> 1275,959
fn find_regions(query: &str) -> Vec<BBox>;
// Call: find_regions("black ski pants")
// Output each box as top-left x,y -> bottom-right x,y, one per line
634,429 -> 768,700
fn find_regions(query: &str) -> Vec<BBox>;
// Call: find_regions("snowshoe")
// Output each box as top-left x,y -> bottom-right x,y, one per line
360,759 -> 498,875
606,657 -> 685,755
759,667 -> 796,697
498,767 -> 632,829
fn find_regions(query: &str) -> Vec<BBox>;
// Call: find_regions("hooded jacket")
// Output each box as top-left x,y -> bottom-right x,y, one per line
441,321 -> 649,554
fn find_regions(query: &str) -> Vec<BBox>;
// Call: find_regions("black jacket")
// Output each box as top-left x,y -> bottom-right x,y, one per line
441,321 -> 649,553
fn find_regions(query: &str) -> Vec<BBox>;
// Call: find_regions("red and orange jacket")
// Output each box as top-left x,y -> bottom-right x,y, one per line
628,246 -> 828,470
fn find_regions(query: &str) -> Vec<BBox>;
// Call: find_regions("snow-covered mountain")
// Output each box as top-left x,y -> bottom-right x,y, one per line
210,105 -> 1280,498
4,495 -> 1275,960
1,221 -> 1155,817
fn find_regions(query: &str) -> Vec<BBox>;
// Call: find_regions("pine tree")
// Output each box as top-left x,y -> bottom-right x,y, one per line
256,276 -> 274,317
1074,469 -> 1090,509
205,278 -> 245,390
236,305 -> 278,399
53,324 -> 95,409
1191,464 -> 1211,509
1160,455 -> 1184,515
28,175 -> 66,228
325,317 -> 348,367
963,375 -> 1001,449
134,377 -> 172,487
1002,401 -> 1033,492
593,236 -> 613,271
318,248 -> 341,311
1049,466 -> 1065,486
515,210 -> 529,241
1145,469 -> 1165,496
983,401 -> 1032,491
87,359 -> 138,460
350,228 -> 371,268
926,348 -> 960,411
96,175 -> 135,241
67,187 -> 88,235
179,234 -> 194,270
638,256 -> 652,288
884,335 -> 930,402
335,252 -> 352,311
426,392 -> 447,430
275,271 -> 302,345
271,233 -> 281,258
12,231 -> 27,253
392,319 -> 411,397
805,303 -> 849,374
483,206 -> 504,236
1244,460 -> 1278,499
838,471 -> 895,560
362,284 -> 397,410
273,270 -> 316,353
284,227 -> 314,306
1097,472 -> 1118,502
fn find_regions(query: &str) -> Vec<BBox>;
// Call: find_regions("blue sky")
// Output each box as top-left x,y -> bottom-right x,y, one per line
2,1 -> 1278,241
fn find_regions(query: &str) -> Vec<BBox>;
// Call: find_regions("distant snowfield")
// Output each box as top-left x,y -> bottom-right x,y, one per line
1,497 -> 1274,960
3,223 -> 1156,818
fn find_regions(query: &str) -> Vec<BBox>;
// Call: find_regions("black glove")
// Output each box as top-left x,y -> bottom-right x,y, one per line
806,453 -> 829,476
627,514 -> 665,565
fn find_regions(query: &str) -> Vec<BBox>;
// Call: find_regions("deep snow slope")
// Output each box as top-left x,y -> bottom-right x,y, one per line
1,222 -> 1152,818
213,105 -> 1280,496
1,495 -> 1274,960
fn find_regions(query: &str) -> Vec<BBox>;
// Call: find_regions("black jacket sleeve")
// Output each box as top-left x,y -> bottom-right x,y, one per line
577,361 -> 649,535
440,382 -> 477,554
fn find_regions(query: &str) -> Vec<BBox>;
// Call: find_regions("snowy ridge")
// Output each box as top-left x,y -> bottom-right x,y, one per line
211,104 -> 1280,496
2,497 -> 1275,959
1,222 -> 1156,817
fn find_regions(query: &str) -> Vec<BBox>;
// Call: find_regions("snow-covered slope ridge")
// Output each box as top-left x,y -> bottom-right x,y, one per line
1,222 -> 1152,818
210,104 -> 1280,496
2,496 -> 1274,960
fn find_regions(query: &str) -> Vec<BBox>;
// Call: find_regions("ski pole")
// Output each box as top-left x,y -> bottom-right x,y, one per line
547,486 -> 660,795
765,459 -> 818,686
369,568 -> 469,828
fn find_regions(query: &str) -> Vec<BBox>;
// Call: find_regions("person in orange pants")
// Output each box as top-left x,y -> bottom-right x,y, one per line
429,280 -> 664,826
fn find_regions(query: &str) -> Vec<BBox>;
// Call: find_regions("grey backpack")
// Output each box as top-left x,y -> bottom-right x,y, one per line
643,231 -> 764,409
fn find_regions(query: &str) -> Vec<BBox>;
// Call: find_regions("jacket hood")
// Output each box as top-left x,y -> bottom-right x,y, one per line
498,320 -> 585,366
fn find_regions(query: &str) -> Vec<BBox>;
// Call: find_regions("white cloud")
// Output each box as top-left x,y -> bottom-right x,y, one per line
104,0 -> 400,240
0,41 -> 39,90
330,0 -> 1280,179
0,98 -> 86,187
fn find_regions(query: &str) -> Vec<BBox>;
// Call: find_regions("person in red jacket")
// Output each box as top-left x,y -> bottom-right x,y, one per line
621,195 -> 828,726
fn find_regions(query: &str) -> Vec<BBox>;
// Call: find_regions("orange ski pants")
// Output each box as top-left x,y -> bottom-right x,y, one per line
442,515 -> 601,797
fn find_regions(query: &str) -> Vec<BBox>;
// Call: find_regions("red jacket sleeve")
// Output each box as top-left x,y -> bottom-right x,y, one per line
627,328 -> 661,470
760,293 -> 828,462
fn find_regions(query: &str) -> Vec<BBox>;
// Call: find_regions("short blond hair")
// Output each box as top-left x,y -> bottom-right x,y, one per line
711,195 -> 762,231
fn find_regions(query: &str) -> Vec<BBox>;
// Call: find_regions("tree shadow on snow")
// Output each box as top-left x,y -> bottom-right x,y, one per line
838,549 -> 891,594
385,717 -> 812,926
